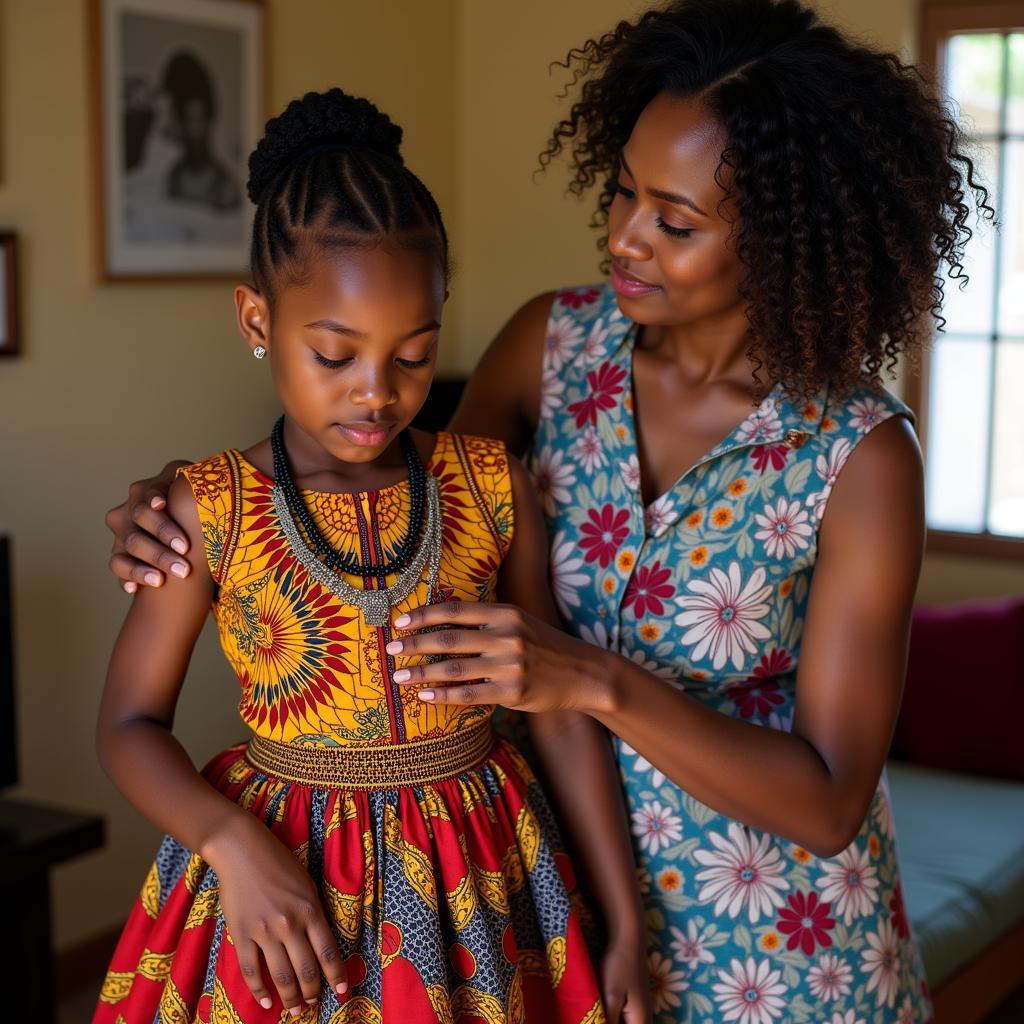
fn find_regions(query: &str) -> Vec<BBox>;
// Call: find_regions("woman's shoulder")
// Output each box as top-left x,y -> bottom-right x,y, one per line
818,377 -> 914,441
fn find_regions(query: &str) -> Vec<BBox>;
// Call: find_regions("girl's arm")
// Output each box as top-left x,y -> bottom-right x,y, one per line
97,474 -> 348,1015
395,415 -> 924,859
498,457 -> 651,1024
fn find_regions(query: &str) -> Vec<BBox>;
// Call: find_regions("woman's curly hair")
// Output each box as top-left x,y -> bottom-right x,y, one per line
540,0 -> 993,398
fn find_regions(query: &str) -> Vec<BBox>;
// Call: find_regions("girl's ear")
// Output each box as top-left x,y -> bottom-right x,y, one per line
235,284 -> 270,355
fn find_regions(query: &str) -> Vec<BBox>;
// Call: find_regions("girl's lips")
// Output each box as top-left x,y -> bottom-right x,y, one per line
611,264 -> 662,298
335,422 -> 394,447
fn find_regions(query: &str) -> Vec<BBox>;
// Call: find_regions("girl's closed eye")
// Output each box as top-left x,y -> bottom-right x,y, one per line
314,351 -> 353,370
396,354 -> 432,369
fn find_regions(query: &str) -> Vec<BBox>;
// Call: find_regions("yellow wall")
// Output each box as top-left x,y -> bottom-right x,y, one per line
0,0 -> 1020,956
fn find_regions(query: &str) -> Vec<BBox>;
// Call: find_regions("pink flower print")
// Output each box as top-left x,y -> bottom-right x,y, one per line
623,561 -> 676,617
736,398 -> 782,444
567,360 -> 628,428
712,957 -> 788,1024
569,426 -> 607,474
847,396 -> 889,434
578,503 -> 630,567
558,286 -> 602,309
777,890 -> 836,955
544,314 -> 585,372
749,444 -> 790,475
806,438 -> 852,521
861,919 -> 901,1009
753,497 -> 813,559
581,318 -> 610,365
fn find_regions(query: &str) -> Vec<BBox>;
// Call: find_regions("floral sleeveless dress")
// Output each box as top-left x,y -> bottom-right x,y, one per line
94,432 -> 604,1024
528,285 -> 932,1024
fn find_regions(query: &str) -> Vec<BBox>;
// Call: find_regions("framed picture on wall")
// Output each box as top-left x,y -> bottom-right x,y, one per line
89,0 -> 265,280
0,233 -> 18,357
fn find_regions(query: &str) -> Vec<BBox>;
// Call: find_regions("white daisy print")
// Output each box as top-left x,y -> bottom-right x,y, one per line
620,647 -> 679,682
581,318 -> 611,366
807,953 -> 853,1002
578,619 -> 618,651
694,823 -> 790,922
861,919 -> 901,1008
649,950 -> 690,1013
569,425 -> 607,474
712,957 -> 787,1024
669,920 -> 716,970
847,396 -> 889,434
548,530 -> 588,618
539,365 -> 567,421
530,445 -> 576,518
872,779 -> 895,840
645,492 -> 677,535
805,437 -> 852,521
675,563 -> 773,671
619,739 -> 667,787
825,1011 -> 866,1024
735,398 -> 782,444
631,799 -> 684,856
817,844 -> 880,924
896,995 -> 916,1024
619,454 -> 642,491
544,314 -> 584,371
753,497 -> 813,559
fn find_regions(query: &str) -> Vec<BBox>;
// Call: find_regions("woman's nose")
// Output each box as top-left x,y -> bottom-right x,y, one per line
608,207 -> 654,263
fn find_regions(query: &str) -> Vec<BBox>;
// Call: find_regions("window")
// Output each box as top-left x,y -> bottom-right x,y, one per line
916,3 -> 1024,556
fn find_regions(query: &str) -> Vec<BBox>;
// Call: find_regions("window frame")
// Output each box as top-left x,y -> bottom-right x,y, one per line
912,0 -> 1024,559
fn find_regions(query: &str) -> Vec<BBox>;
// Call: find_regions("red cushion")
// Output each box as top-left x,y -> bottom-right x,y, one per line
891,596 -> 1024,780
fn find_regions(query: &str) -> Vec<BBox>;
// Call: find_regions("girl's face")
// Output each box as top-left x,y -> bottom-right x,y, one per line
237,243 -> 446,466
607,92 -> 745,328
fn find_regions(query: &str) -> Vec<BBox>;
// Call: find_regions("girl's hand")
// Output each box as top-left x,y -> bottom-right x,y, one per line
105,460 -> 192,593
204,815 -> 348,1016
386,601 -> 610,714
600,935 -> 654,1024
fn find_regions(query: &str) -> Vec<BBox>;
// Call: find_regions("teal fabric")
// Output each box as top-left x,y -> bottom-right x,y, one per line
887,760 -> 1024,987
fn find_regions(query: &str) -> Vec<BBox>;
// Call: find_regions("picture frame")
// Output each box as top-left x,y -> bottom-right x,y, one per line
0,233 -> 18,357
88,0 -> 265,280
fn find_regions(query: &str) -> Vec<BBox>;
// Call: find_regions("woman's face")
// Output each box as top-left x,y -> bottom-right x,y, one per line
607,92 -> 745,328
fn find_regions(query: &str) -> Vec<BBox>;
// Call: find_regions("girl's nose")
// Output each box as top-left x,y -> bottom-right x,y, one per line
350,367 -> 399,410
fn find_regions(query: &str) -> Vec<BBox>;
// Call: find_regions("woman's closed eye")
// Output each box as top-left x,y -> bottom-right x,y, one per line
609,180 -> 694,239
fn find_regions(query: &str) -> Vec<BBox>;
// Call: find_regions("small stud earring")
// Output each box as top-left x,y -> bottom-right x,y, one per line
252,345 -> 267,360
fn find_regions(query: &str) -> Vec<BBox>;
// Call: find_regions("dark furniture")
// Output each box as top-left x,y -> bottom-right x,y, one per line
0,799 -> 105,1023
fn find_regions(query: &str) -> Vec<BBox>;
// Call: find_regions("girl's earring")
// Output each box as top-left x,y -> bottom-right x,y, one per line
253,345 -> 267,360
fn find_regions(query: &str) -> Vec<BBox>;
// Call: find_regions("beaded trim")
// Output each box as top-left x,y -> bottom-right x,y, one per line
245,722 -> 494,789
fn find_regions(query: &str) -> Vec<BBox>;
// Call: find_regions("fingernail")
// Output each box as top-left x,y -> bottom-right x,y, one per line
150,496 -> 163,508
393,669 -> 410,683
385,640 -> 403,655
171,562 -> 188,578
289,1008 -> 301,1019
259,997 -> 272,1009
124,582 -> 137,594
394,614 -> 411,628
419,690 -> 435,701
145,572 -> 161,587
335,983 -> 348,995
171,538 -> 187,554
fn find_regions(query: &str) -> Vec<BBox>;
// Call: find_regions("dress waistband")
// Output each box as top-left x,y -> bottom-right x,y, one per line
245,721 -> 494,790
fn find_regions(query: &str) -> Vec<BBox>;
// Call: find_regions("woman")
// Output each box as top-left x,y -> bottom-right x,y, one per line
106,2 -> 986,1020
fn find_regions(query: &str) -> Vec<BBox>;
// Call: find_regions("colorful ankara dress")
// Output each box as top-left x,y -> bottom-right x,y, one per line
95,432 -> 603,1024
528,284 -> 933,1024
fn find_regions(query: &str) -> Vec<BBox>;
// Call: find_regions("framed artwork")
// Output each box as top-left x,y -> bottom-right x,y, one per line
0,233 -> 18,357
89,0 -> 265,280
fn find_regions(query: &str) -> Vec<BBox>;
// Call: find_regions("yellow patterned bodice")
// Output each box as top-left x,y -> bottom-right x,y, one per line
179,432 -> 514,746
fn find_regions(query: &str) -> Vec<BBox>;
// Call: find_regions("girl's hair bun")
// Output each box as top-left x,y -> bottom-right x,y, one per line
247,88 -> 403,203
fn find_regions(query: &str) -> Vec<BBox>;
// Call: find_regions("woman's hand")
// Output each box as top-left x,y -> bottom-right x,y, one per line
600,934 -> 653,1024
203,814 -> 348,1016
386,601 -> 612,714
105,460 -> 193,592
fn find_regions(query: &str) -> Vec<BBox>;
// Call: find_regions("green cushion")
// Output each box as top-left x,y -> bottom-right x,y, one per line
887,760 -> 1024,987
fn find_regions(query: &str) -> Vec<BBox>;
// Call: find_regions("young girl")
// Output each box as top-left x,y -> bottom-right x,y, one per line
93,89 -> 649,1024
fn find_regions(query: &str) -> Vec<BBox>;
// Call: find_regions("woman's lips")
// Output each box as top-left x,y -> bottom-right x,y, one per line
611,264 -> 662,298
335,422 -> 394,446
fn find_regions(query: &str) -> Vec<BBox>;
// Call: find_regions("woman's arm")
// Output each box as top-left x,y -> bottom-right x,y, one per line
393,416 -> 924,858
97,475 -> 348,1013
104,290 -> 554,590
498,457 -> 651,1024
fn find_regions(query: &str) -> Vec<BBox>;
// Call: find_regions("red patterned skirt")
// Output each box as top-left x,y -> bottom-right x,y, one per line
93,726 -> 605,1023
